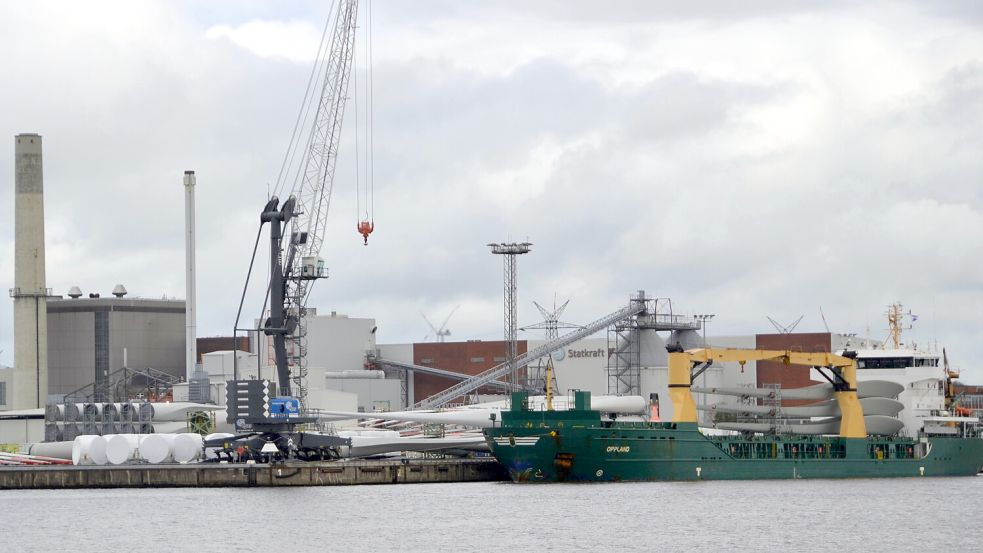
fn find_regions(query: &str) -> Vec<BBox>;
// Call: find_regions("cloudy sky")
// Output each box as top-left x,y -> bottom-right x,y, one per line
1,1 -> 981,378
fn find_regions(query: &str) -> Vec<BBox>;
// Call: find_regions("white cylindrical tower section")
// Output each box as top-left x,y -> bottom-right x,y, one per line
183,170 -> 197,381
13,133 -> 49,409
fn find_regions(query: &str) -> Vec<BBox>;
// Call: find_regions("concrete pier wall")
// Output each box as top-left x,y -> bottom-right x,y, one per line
0,458 -> 506,489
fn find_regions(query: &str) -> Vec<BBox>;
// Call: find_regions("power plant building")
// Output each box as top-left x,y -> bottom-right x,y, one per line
46,294 -> 186,401
0,365 -> 11,410
254,311 -> 401,412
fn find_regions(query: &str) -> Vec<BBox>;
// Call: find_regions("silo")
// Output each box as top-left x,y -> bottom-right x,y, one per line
12,133 -> 49,409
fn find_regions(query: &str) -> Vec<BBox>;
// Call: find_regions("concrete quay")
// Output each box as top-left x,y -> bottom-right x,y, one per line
0,458 -> 507,489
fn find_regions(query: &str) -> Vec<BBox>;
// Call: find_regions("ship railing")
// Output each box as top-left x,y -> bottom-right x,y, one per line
710,436 -> 855,460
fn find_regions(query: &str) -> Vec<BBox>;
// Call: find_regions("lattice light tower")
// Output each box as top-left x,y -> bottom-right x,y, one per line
489,241 -> 532,391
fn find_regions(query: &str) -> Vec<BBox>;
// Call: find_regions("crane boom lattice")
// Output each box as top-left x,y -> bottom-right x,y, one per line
282,0 -> 359,408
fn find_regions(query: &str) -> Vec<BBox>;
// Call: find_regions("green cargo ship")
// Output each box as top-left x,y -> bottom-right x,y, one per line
484,348 -> 983,482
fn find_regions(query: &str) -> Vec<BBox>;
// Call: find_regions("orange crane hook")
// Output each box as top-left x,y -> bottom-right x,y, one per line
357,220 -> 374,245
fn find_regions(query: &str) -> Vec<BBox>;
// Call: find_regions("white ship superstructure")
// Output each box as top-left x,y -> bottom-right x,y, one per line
852,347 -> 945,436
830,303 -> 954,437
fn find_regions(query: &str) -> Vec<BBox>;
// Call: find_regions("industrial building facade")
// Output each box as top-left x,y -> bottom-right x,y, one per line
755,332 -> 837,405
250,311 -> 401,413
46,297 -> 186,401
412,340 -> 526,400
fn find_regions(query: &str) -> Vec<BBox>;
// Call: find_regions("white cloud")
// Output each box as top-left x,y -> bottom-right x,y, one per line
205,19 -> 323,62
0,1 -> 981,382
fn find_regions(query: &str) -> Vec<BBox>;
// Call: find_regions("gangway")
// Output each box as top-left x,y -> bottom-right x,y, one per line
414,301 -> 648,409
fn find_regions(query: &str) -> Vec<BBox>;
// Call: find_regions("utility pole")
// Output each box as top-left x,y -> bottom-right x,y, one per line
488,242 -> 532,392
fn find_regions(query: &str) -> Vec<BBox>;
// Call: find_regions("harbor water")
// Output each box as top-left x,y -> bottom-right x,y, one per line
4,477 -> 980,552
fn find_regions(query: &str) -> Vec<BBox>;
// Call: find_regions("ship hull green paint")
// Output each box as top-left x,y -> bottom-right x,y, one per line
484,410 -> 983,482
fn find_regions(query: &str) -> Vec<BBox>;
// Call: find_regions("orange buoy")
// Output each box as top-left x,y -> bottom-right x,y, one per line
357,220 -> 374,245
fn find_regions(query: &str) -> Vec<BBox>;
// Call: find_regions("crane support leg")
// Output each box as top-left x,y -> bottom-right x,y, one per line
260,196 -> 296,397
668,352 -> 698,423
833,364 -> 867,438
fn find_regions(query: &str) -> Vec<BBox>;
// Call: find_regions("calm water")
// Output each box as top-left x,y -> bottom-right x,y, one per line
3,477 -> 980,552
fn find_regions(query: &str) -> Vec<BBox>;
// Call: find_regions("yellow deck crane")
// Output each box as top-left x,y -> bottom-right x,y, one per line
668,347 -> 867,438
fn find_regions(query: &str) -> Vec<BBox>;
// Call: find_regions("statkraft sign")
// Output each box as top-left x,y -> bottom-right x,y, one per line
554,347 -> 611,361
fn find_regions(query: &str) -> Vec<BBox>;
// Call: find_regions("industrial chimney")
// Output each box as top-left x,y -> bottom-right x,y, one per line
184,170 -> 197,381
12,133 -> 49,409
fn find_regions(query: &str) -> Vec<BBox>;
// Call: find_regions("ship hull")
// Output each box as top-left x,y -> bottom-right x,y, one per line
484,417 -> 983,482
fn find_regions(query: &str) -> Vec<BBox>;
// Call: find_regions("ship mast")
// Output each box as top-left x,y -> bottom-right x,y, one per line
884,303 -> 910,349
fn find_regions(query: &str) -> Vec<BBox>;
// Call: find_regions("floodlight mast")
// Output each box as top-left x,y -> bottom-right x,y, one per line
489,242 -> 532,391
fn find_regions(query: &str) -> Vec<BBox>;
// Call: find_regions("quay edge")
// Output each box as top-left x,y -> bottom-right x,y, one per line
0,458 -> 507,490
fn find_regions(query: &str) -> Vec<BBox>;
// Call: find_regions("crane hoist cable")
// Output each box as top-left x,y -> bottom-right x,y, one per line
356,0 -> 375,245
274,0 -> 360,403
273,6 -> 337,202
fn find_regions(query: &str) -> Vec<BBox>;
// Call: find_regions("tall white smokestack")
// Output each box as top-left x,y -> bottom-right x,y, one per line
13,133 -> 49,409
183,170 -> 197,381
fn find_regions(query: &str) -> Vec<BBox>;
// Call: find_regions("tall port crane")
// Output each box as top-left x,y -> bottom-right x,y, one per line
221,1 -> 362,461
275,0 -> 360,408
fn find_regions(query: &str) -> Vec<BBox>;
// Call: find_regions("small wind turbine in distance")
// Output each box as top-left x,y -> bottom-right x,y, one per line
766,315 -> 804,335
421,304 -> 461,343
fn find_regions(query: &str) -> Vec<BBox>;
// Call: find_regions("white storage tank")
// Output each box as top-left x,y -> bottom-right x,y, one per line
140,434 -> 176,464
105,434 -> 142,465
